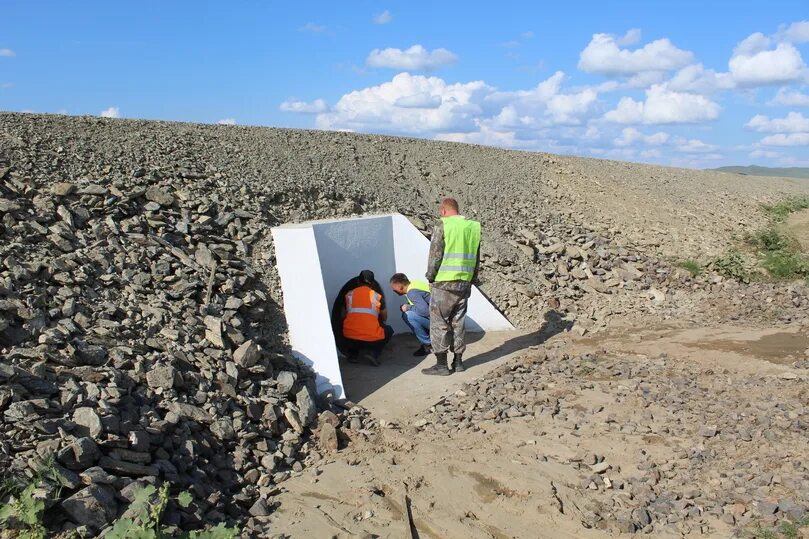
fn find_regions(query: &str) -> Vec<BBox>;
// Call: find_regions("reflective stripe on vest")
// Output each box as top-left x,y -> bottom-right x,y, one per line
435,216 -> 481,282
405,279 -> 430,305
346,289 -> 381,316
343,286 -> 385,341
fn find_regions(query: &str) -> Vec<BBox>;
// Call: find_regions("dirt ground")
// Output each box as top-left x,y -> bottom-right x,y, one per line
261,322 -> 809,538
787,209 -> 809,252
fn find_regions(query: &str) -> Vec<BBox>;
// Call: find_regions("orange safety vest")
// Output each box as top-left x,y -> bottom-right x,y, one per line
343,285 -> 385,342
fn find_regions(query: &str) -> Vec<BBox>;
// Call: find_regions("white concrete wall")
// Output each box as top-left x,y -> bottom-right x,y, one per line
391,214 -> 513,332
312,215 -> 408,334
272,213 -> 514,399
270,225 -> 344,397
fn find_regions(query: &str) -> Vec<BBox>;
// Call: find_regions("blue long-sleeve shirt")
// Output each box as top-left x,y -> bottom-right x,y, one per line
405,287 -> 430,318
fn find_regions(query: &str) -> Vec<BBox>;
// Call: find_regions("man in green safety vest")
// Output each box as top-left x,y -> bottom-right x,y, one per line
422,197 -> 481,376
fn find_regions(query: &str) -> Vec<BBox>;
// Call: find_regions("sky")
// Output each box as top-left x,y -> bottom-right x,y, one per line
1,1 -> 809,169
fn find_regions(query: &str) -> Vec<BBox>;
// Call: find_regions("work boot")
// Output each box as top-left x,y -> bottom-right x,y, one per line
421,353 -> 450,376
452,353 -> 465,373
413,344 -> 431,357
361,350 -> 380,367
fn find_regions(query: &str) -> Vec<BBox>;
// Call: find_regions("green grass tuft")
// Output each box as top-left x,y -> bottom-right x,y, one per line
762,195 -> 809,222
713,249 -> 749,281
761,250 -> 809,279
676,259 -> 702,276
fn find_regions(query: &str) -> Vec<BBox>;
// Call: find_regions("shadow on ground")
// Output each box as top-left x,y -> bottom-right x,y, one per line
341,310 -> 571,403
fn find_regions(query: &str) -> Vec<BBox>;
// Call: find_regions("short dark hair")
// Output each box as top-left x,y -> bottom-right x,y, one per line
389,273 -> 410,285
441,197 -> 459,212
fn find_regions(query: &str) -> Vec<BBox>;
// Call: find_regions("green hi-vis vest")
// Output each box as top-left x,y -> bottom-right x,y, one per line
406,280 -> 431,305
435,216 -> 481,282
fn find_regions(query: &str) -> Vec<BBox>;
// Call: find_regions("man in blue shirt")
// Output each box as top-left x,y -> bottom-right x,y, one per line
389,273 -> 432,357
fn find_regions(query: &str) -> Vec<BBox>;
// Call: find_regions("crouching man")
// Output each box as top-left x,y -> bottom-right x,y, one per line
389,273 -> 431,356
334,270 -> 393,366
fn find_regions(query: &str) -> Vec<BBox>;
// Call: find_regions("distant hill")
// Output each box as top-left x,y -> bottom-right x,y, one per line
711,165 -> 809,179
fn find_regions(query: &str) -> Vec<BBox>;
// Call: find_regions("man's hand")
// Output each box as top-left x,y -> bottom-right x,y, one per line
400,304 -> 408,313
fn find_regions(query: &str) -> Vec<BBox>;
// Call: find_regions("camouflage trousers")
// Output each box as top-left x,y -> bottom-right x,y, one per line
429,287 -> 469,355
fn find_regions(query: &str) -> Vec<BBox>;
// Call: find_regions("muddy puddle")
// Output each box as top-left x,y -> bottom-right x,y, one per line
686,332 -> 808,364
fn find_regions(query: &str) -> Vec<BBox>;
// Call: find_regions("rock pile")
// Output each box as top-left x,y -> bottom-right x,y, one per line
3,113 -> 809,536
413,346 -> 809,535
0,159 -> 373,534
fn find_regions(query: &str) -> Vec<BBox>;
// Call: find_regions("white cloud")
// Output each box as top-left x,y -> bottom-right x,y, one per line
604,84 -> 720,124
733,32 -> 772,56
666,63 -> 735,93
626,71 -> 668,88
745,112 -> 809,133
578,32 -> 693,76
769,88 -> 809,107
676,137 -> 716,153
488,71 -> 602,126
613,127 -> 670,146
501,31 -> 535,48
750,149 -> 780,159
100,107 -> 120,118
583,126 -> 600,140
314,71 -> 605,141
777,21 -> 809,43
760,132 -> 809,146
0,48 -> 15,57
617,29 -> 642,46
645,131 -> 670,145
366,45 -> 458,71
0,82 -> 12,89
315,72 -> 491,135
280,98 -> 328,113
395,93 -> 442,108
729,40 -> 806,86
300,22 -> 327,34
373,10 -> 393,24
217,118 -> 236,125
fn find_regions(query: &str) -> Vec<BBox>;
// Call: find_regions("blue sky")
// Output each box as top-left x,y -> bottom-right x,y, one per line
2,1 -> 809,168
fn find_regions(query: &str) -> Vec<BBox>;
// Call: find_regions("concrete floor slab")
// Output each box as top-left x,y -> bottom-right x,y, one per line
341,329 -> 552,421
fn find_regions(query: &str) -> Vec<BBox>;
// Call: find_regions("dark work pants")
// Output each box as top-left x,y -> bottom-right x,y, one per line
430,287 -> 468,355
342,325 -> 394,359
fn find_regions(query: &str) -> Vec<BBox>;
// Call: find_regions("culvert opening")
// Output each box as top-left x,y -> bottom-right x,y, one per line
271,213 -> 513,399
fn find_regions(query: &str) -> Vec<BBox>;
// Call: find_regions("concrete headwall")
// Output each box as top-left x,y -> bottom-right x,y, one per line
272,213 -> 514,398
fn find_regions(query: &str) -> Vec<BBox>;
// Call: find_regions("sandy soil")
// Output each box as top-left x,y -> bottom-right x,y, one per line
787,209 -> 809,252
261,323 -> 809,538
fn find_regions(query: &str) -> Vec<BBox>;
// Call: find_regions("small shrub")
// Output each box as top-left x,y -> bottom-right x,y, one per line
0,483 -> 47,539
762,250 -> 809,279
1,481 -> 238,539
714,249 -> 748,281
106,484 -> 239,539
762,195 -> 809,222
676,259 -> 702,276
748,227 -> 794,252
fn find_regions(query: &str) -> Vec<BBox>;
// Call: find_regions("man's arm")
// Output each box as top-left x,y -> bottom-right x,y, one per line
425,221 -> 444,283
471,243 -> 481,283
378,295 -> 387,322
406,290 -> 431,318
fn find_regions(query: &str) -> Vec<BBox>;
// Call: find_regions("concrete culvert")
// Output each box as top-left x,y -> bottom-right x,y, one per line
271,213 -> 513,399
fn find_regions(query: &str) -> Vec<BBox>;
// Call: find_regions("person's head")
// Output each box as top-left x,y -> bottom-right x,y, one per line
359,269 -> 375,285
389,273 -> 410,295
440,197 -> 460,217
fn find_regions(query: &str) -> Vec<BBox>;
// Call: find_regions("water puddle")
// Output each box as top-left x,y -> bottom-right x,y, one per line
687,332 -> 808,365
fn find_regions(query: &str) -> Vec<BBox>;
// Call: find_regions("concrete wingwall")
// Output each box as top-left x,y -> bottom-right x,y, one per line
270,224 -> 345,397
272,214 -> 514,399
